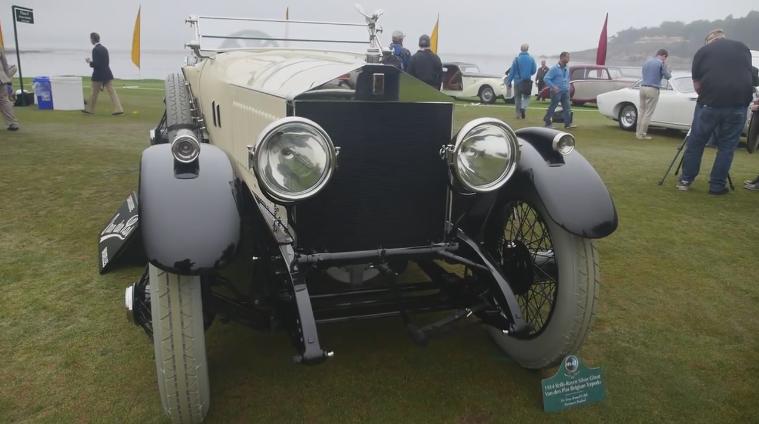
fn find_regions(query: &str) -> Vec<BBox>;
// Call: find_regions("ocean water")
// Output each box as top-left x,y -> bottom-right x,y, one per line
7,48 -> 641,82
9,49 -> 189,81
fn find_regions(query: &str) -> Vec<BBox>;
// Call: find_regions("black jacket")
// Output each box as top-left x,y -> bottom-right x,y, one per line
90,43 -> 114,82
407,49 -> 442,89
692,38 -> 753,108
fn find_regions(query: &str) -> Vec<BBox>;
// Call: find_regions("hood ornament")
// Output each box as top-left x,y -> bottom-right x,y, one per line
355,4 -> 384,63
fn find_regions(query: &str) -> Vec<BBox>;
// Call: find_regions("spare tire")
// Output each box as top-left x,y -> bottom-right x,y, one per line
747,111 -> 759,153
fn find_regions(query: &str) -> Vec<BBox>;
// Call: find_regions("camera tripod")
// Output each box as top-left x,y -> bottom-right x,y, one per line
658,129 -> 735,190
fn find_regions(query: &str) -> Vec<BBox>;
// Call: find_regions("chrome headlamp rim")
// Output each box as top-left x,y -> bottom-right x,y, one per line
451,117 -> 520,193
552,131 -> 576,155
170,130 -> 201,163
252,116 -> 337,203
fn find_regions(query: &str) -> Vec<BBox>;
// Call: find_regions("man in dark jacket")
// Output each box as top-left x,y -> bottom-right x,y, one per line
83,32 -> 123,115
407,34 -> 442,89
676,29 -> 753,195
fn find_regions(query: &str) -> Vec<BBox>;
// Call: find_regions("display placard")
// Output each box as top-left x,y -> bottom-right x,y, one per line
13,6 -> 34,24
541,355 -> 605,413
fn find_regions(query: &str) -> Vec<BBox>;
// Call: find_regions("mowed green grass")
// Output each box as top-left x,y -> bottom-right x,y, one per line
1,81 -> 758,423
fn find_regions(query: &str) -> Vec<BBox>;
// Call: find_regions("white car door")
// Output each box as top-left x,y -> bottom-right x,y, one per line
651,80 -> 696,129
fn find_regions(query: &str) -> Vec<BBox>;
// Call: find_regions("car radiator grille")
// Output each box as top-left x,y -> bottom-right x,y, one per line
292,101 -> 453,252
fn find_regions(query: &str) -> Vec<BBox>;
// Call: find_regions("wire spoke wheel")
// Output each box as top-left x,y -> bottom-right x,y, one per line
485,197 -> 599,369
493,201 -> 558,337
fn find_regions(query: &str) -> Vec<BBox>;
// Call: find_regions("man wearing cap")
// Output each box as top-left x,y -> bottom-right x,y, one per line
636,49 -> 671,140
0,47 -> 20,131
389,30 -> 411,71
676,29 -> 753,195
407,34 -> 442,89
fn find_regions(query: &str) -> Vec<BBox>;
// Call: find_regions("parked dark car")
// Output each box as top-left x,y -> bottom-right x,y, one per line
539,64 -> 636,105
99,12 -> 618,424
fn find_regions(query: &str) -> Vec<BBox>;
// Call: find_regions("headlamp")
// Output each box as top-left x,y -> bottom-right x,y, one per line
252,117 -> 337,203
449,118 -> 520,193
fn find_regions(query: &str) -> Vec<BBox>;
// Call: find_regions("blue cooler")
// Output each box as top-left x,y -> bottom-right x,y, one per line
33,76 -> 53,110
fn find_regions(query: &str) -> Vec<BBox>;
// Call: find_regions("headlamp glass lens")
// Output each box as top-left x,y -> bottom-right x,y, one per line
256,121 -> 333,201
456,124 -> 514,190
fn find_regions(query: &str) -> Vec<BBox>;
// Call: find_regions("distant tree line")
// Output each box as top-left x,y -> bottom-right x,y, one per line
567,11 -> 758,67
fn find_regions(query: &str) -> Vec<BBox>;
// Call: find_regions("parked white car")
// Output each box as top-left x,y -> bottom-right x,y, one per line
441,62 -> 507,104
597,73 -> 697,131
597,72 -> 757,136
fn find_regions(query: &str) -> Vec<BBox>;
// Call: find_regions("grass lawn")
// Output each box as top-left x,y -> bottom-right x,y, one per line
1,80 -> 758,423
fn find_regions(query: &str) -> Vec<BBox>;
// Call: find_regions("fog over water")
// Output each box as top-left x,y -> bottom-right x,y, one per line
1,0 -> 755,79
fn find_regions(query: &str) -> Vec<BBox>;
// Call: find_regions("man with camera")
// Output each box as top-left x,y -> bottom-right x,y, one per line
676,29 -> 754,195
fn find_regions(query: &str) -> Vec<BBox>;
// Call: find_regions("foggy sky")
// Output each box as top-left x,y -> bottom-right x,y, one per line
1,0 -> 757,58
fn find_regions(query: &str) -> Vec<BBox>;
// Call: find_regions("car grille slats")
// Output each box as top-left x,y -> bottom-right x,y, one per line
293,101 -> 453,252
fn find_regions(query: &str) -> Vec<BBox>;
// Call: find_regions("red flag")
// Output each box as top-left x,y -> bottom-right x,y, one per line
596,13 -> 608,65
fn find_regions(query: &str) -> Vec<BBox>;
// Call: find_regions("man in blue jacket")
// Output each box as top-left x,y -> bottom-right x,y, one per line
506,43 -> 537,119
543,52 -> 575,129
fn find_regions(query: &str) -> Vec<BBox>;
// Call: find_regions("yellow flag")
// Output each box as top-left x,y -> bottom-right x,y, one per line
0,19 -> 5,50
430,14 -> 439,54
131,6 -> 141,68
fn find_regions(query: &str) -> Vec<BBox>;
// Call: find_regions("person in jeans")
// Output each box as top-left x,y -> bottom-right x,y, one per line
0,47 -> 20,131
677,29 -> 753,195
543,52 -> 575,129
636,49 -> 671,140
83,32 -> 124,115
506,43 -> 536,119
535,59 -> 549,100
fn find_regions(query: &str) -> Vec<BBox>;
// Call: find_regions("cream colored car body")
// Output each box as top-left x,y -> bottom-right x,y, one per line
182,48 -> 365,220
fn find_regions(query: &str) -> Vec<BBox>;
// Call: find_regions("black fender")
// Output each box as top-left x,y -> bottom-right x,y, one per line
139,143 -> 240,274
495,128 -> 617,239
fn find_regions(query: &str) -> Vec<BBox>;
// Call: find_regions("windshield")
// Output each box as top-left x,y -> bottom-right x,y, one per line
460,65 -> 481,73
671,77 -> 696,93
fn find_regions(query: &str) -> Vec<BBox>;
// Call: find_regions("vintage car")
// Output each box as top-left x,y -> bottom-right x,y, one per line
597,72 -> 758,140
98,10 -> 618,423
441,62 -> 508,104
539,64 -> 636,105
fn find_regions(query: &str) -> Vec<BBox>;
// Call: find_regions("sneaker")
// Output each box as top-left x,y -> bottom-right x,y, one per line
636,135 -> 653,140
112,111 -> 124,116
81,109 -> 92,114
744,177 -> 759,186
675,180 -> 691,191
544,121 -> 553,128
521,109 -> 526,119
744,182 -> 759,191
565,124 -> 577,129
7,125 -> 19,131
708,187 -> 730,195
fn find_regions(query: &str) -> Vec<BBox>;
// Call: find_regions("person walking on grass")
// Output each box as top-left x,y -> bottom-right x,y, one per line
506,43 -> 536,119
535,59 -> 549,101
0,47 -> 20,131
676,29 -> 753,195
636,49 -> 671,140
83,32 -> 123,115
543,52 -> 575,129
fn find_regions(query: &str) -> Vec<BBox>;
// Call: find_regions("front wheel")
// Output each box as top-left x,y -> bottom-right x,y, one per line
479,85 -> 496,104
484,197 -> 599,369
618,103 -> 637,131
149,264 -> 210,424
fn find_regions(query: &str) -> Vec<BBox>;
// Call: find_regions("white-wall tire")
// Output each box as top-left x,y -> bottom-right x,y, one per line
485,198 -> 599,369
149,264 -> 210,423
